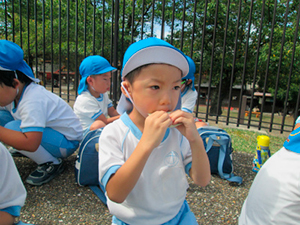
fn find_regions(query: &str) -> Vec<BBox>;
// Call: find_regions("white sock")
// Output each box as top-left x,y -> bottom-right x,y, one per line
19,145 -> 59,165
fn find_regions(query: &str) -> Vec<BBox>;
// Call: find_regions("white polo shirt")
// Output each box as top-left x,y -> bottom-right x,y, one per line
10,83 -> 83,141
73,91 -> 113,131
181,87 -> 197,113
98,113 -> 193,225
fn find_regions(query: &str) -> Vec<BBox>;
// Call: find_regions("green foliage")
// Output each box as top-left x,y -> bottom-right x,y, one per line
0,0 -> 299,112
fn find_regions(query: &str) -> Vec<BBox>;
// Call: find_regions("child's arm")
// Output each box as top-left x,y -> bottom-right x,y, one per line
0,211 -> 15,225
105,111 -> 172,203
0,126 -> 42,151
108,106 -> 120,117
170,110 -> 211,187
90,112 -> 121,130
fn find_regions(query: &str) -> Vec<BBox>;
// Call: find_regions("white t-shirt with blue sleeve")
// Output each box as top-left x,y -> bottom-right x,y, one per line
181,87 -> 197,113
10,83 -> 83,141
98,113 -> 192,225
73,91 -> 113,131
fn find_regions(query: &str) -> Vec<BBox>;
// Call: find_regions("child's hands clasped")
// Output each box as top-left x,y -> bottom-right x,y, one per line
169,110 -> 199,142
142,111 -> 172,150
142,110 -> 199,151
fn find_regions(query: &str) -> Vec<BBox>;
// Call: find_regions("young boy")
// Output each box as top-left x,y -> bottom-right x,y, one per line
0,40 -> 83,186
0,142 -> 27,225
99,37 -> 211,224
73,55 -> 120,134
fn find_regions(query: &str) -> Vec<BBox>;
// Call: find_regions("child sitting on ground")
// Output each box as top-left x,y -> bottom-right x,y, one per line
238,116 -> 300,224
99,37 -> 211,224
73,55 -> 120,134
0,142 -> 27,225
181,55 -> 207,128
0,40 -> 83,186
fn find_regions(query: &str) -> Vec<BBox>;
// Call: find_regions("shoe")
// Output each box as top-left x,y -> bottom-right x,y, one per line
26,158 -> 64,186
8,147 -> 27,158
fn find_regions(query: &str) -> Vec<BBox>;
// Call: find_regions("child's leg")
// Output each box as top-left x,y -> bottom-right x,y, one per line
0,110 -> 14,127
5,120 -> 79,158
4,121 -> 79,186
40,127 -> 79,158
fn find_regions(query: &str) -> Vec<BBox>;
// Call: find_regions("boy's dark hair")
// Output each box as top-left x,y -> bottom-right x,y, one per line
0,70 -> 32,87
125,63 -> 183,84
125,64 -> 151,84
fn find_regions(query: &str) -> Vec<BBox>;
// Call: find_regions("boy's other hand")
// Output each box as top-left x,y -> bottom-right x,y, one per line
169,110 -> 199,142
142,111 -> 172,150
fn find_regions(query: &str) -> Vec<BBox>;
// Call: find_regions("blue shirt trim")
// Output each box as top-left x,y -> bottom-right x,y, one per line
182,108 -> 192,113
108,102 -> 113,108
1,205 -> 22,217
92,111 -> 103,120
101,165 -> 121,189
181,87 -> 188,97
12,83 -> 29,113
96,94 -> 104,102
22,127 -> 44,133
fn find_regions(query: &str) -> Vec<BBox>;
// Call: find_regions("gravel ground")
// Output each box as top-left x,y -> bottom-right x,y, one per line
13,150 -> 256,225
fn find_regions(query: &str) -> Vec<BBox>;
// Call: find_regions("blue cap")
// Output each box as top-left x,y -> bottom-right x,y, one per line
0,40 -> 40,82
117,37 -> 188,115
182,56 -> 196,91
78,55 -> 117,94
121,37 -> 189,79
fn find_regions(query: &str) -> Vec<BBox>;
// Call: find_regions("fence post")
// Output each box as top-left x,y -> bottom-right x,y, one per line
240,95 -> 247,124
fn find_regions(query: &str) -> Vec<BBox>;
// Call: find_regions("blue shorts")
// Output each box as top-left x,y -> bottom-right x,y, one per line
112,200 -> 198,225
0,110 -> 14,127
0,111 -> 79,158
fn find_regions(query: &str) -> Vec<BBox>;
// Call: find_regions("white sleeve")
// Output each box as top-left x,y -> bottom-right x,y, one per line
0,143 -> 26,212
295,116 -> 300,125
181,89 -> 197,113
98,122 -> 125,187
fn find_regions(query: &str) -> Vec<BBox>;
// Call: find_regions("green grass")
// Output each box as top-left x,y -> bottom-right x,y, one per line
224,128 -> 287,155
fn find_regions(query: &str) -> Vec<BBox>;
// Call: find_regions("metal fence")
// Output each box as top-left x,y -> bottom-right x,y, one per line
1,0 -> 299,133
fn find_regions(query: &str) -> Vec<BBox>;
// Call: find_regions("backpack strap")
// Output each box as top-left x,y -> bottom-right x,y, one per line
89,185 -> 107,205
206,135 -> 242,185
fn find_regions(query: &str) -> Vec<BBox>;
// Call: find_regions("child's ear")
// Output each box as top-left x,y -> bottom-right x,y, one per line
86,76 -> 93,85
120,81 -> 132,98
13,78 -> 20,89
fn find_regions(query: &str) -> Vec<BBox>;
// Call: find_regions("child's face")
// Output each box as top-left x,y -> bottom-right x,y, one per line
126,64 -> 182,116
0,83 -> 17,107
88,71 -> 111,94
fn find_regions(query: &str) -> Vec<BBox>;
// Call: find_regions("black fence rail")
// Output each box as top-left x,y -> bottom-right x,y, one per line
1,0 -> 299,133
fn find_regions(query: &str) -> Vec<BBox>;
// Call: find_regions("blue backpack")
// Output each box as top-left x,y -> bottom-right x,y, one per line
75,128 -> 107,205
197,126 -> 242,185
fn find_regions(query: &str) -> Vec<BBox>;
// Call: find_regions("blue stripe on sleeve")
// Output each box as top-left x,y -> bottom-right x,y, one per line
101,165 -> 121,189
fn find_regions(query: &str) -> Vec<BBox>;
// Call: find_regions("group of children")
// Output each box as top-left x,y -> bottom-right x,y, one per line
0,37 -> 299,224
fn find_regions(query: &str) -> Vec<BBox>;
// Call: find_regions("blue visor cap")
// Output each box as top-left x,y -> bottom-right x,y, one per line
182,56 -> 196,91
121,37 -> 189,79
0,40 -> 40,82
78,55 -> 117,94
117,37 -> 189,115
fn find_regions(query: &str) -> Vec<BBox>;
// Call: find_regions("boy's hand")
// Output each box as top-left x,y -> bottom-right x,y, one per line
169,110 -> 199,142
141,111 -> 172,150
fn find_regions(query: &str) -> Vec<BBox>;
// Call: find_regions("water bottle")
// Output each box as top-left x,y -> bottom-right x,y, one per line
252,135 -> 271,173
